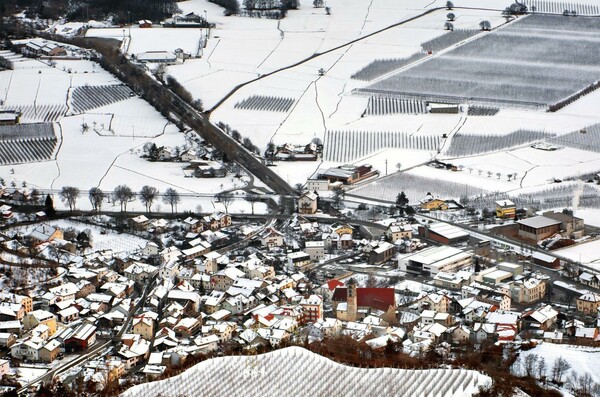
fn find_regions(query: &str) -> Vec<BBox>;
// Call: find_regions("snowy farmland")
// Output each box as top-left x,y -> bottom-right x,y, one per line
120,347 -> 490,397
361,14 -> 600,108
513,343 -> 600,384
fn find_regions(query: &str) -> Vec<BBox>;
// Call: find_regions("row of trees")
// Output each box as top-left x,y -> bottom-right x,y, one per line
10,0 -> 180,23
58,185 -> 181,213
514,353 -> 600,395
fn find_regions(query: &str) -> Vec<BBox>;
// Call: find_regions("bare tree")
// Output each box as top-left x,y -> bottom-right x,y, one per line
162,188 -> 181,213
537,356 -> 546,381
215,192 -> 233,213
59,186 -> 80,211
113,185 -> 135,212
88,187 -> 105,212
247,195 -> 260,215
139,185 -> 159,212
522,353 -> 538,378
552,357 -> 571,384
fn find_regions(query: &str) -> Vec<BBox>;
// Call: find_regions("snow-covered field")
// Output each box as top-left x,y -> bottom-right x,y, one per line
554,239 -> 600,267
120,346 -> 490,397
513,342 -> 600,384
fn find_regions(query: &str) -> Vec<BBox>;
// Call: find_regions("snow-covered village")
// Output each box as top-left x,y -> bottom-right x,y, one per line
0,0 -> 598,396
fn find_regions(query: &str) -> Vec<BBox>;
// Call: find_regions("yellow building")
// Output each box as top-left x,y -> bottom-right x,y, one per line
420,197 -> 449,211
495,199 -> 516,218
22,310 -> 57,336
132,315 -> 155,340
576,292 -> 600,314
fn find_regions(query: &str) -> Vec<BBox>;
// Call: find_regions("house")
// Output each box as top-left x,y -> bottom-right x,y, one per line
124,262 -> 158,285
49,282 -> 80,302
298,191 -> 318,214
304,241 -> 325,262
130,215 -> 150,231
576,292 -> 600,314
299,294 -> 323,324
191,161 -> 227,178
287,251 -> 312,270
11,339 -> 43,361
22,310 -> 57,336
58,306 -> 79,323
39,340 -> 61,363
260,227 -> 284,248
29,225 -> 63,244
522,305 -> 558,331
118,338 -> 150,370
495,200 -> 516,218
416,293 -> 452,313
386,223 -> 412,242
420,194 -> 448,211
181,149 -> 199,162
0,359 -> 9,377
132,312 -> 157,340
65,324 -> 97,352
511,278 -> 546,304
367,241 -> 395,264
0,333 -> 16,348
138,19 -> 152,28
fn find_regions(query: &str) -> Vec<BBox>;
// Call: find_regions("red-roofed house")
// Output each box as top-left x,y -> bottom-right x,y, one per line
332,280 -> 396,324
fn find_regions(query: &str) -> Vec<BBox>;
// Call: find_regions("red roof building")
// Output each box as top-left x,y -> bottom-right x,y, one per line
332,287 -> 395,312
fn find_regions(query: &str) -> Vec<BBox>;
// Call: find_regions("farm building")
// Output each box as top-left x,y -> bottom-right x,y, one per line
398,245 -> 472,276
542,211 -> 585,239
164,12 -> 206,27
319,164 -> 375,185
418,222 -> 469,245
190,160 -> 227,178
429,103 -> 459,114
531,251 -> 560,269
137,51 -> 177,64
0,111 -> 19,125
65,323 -> 97,352
516,216 -> 562,242
495,200 -> 516,219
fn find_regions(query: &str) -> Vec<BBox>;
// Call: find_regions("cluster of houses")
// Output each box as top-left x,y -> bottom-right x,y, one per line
266,142 -> 321,162
0,193 -> 599,390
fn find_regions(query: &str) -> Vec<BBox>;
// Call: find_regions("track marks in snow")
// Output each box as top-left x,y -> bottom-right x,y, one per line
328,82 -> 346,119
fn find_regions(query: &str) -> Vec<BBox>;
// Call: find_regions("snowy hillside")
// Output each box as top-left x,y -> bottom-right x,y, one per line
120,347 -> 491,397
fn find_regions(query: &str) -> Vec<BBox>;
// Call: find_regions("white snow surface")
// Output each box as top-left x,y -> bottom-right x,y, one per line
120,346 -> 490,397
513,342 -> 600,384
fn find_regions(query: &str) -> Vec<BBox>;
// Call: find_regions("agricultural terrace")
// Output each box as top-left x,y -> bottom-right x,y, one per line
121,347 -> 490,397
0,123 -> 57,165
348,171 -> 487,203
323,130 -> 440,163
523,0 -> 600,15
360,14 -> 600,109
